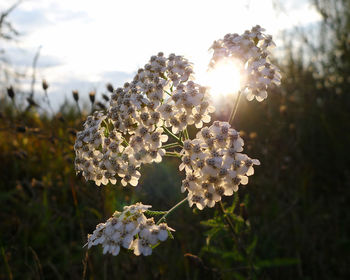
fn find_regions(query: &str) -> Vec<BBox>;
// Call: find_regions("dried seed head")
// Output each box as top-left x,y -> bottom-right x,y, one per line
7,86 -> 15,99
72,90 -> 79,102
89,91 -> 96,103
97,102 -> 106,110
106,83 -> 114,93
42,80 -> 49,90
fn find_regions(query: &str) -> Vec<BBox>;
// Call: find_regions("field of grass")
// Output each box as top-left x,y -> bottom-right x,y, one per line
1,61 -> 349,279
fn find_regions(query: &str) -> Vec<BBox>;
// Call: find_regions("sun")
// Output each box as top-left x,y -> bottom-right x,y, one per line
204,58 -> 244,97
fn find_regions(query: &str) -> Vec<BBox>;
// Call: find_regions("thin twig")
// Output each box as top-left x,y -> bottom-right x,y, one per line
29,46 -> 42,99
218,201 -> 239,243
75,101 -> 82,117
218,201 -> 257,277
229,90 -> 242,124
156,197 -> 188,225
82,251 -> 89,280
29,246 -> 43,280
44,88 -> 54,115
161,142 -> 182,149
1,246 -> 13,280
184,128 -> 189,140
165,152 -> 181,158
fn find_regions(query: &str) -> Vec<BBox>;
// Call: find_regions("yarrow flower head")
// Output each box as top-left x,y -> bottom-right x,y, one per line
76,27 -> 281,260
180,121 -> 260,210
74,52 -> 214,188
86,202 -> 174,256
209,25 -> 281,101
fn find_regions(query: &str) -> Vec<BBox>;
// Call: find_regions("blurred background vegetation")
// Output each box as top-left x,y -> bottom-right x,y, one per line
0,0 -> 349,279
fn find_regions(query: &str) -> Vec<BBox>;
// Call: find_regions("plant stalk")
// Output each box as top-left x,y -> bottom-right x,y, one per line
157,197 -> 188,225
162,126 -> 183,146
161,142 -> 182,149
165,152 -> 181,158
229,90 -> 242,124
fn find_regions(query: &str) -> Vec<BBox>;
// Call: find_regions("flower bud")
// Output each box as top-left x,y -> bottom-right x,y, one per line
102,94 -> 110,102
97,102 -> 106,110
72,90 -> 79,102
42,80 -> 49,90
7,86 -> 15,99
89,91 -> 96,104
106,83 -> 114,93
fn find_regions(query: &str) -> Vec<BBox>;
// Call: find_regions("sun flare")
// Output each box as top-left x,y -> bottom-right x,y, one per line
205,58 -> 244,97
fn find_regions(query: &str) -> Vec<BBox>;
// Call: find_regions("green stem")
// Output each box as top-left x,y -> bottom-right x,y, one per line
178,131 -> 183,141
218,201 -> 257,277
218,201 -> 239,243
145,210 -> 168,216
228,90 -> 242,124
11,99 -> 19,116
75,101 -> 82,117
102,119 -> 110,135
184,128 -> 189,140
157,197 -> 188,225
162,126 -> 183,145
44,89 -> 54,115
161,142 -> 182,149
1,246 -> 13,280
164,90 -> 172,97
122,140 -> 129,147
165,152 -> 181,158
159,73 -> 168,81
90,102 -> 95,115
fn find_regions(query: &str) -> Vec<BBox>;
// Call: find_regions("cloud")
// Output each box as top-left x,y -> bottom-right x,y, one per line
4,46 -> 63,68
4,2 -> 91,36
100,70 -> 134,87
51,8 -> 89,22
1,0 -> 322,113
9,8 -> 50,33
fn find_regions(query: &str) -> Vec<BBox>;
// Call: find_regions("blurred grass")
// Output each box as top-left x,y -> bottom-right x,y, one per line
0,99 -> 214,279
0,60 -> 349,279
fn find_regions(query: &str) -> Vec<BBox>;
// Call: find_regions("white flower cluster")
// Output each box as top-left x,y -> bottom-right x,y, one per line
74,52 -> 214,187
209,25 -> 281,101
87,202 -> 174,256
180,121 -> 260,210
76,27 -> 281,259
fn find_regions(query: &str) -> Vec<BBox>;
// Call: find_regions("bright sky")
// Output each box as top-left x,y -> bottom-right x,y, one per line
1,0 -> 321,110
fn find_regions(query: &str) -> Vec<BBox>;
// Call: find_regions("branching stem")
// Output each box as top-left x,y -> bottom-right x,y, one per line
75,101 -> 81,117
156,197 -> 188,225
161,142 -> 181,149
224,90 -> 257,276
183,128 -> 189,140
162,126 -> 183,146
44,89 -> 54,115
165,152 -> 181,158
